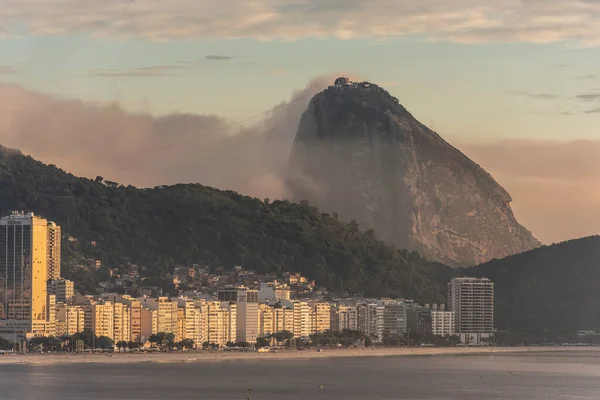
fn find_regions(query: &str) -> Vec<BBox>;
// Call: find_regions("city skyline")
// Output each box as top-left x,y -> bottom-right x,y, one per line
0,210 -> 471,347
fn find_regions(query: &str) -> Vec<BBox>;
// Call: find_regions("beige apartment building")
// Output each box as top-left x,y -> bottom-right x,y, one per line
141,297 -> 179,336
202,301 -> 236,346
113,302 -> 131,342
140,308 -> 158,341
55,304 -> 86,336
310,302 -> 331,335
273,305 -> 294,334
291,301 -> 311,338
92,302 -> 114,339
45,294 -> 57,337
258,303 -> 274,337
177,298 -> 200,343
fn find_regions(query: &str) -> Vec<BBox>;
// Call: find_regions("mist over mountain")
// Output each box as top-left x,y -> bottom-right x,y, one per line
287,79 -> 540,267
0,76 -> 331,199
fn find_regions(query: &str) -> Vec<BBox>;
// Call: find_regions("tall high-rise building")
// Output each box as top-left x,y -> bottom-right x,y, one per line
380,300 -> 408,338
0,212 -> 52,338
112,302 -> 131,343
447,277 -> 494,344
218,287 -> 259,343
357,302 -> 384,342
92,302 -> 114,339
291,301 -> 311,338
46,222 -> 61,281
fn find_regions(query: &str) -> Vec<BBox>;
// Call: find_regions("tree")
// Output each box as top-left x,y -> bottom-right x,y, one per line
116,341 -> 128,350
149,332 -> 175,347
256,337 -> 270,348
127,341 -> 141,349
0,337 -> 12,350
73,330 -> 95,348
96,336 -> 114,349
272,330 -> 294,344
178,339 -> 195,350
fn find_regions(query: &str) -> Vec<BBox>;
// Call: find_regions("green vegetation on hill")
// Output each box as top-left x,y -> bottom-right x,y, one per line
0,146 -> 451,303
467,236 -> 600,340
2,146 -> 599,339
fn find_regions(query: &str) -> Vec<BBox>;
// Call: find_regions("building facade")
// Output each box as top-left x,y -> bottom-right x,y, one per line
310,302 -> 331,334
218,288 -> 259,343
47,279 -> 74,304
448,277 -> 494,344
46,222 -> 61,281
431,304 -> 455,336
0,212 -> 53,338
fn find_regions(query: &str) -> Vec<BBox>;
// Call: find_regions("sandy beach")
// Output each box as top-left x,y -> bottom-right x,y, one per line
0,346 -> 592,365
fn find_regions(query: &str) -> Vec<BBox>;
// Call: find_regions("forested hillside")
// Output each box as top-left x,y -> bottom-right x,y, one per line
0,146 -> 451,303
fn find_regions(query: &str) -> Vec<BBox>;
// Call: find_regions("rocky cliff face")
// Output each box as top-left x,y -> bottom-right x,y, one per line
287,79 -> 540,267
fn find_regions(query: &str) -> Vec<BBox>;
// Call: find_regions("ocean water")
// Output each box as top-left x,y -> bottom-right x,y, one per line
2,351 -> 600,399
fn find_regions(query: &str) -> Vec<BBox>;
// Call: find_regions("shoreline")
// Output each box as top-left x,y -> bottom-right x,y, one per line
0,346 -> 594,365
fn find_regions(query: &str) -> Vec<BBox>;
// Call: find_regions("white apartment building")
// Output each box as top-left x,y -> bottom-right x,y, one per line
218,288 -> 259,343
448,277 -> 494,344
357,302 -> 384,342
431,304 -> 455,336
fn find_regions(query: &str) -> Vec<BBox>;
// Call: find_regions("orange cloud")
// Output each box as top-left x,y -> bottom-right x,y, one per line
458,140 -> 600,244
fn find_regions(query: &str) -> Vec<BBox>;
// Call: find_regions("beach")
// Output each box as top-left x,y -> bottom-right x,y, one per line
0,346 -> 591,365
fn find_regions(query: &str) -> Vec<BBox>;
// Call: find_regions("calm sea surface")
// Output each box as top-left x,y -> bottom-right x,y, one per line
2,351 -> 600,399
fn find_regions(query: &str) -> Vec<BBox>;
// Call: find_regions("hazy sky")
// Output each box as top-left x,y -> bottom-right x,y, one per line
1,0 -> 599,244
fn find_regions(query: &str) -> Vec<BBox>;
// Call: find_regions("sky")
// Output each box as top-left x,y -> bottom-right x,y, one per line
1,0 -> 600,244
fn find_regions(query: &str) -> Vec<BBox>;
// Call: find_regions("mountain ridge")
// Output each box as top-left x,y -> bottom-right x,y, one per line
287,78 -> 540,267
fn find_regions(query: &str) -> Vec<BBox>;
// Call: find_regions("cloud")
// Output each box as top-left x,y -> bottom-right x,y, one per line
584,107 -> 600,114
0,75 -> 338,199
0,65 -> 21,74
574,92 -> 600,102
506,90 -> 558,100
205,55 -> 232,61
458,139 -> 600,244
2,0 -> 600,44
577,75 -> 596,80
87,64 -> 196,77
